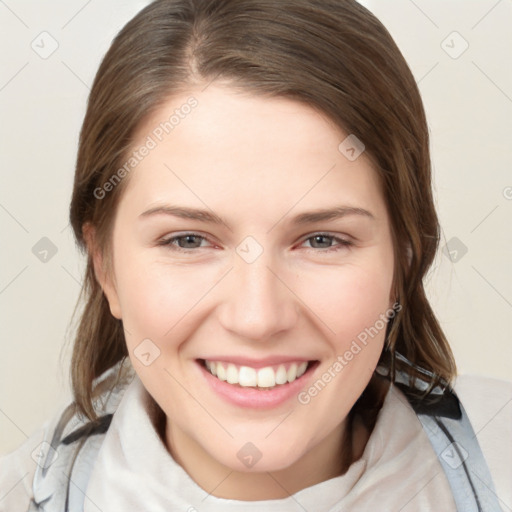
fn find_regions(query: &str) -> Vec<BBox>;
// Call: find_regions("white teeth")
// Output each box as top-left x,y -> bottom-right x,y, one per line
257,367 -> 275,388
239,366 -> 257,387
226,364 -> 238,384
204,360 -> 310,388
275,365 -> 288,385
297,362 -> 308,378
287,363 -> 297,382
216,363 -> 227,381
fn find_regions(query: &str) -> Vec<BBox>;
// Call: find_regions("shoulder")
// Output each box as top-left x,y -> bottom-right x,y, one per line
453,373 -> 512,509
0,358 -> 135,512
389,368 -> 511,510
453,373 -> 512,412
453,373 -> 512,447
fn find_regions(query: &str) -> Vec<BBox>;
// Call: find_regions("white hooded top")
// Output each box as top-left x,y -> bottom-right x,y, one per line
1,373 -> 511,512
85,376 -> 454,511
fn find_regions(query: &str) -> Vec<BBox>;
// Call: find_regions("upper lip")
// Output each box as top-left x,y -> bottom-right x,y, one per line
198,356 -> 315,368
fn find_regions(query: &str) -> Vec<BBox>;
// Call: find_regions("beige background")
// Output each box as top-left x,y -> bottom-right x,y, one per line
1,0 -> 511,455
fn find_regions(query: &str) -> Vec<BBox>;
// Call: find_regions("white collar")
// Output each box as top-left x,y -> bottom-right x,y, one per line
84,375 -> 455,511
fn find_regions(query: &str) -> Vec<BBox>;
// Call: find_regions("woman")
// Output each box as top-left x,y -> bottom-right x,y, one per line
1,0 -> 510,510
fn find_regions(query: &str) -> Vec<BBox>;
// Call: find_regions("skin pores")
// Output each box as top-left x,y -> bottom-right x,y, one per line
94,83 -> 396,500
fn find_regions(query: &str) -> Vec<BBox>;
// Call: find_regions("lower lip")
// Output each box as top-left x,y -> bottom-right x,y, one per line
196,360 -> 319,409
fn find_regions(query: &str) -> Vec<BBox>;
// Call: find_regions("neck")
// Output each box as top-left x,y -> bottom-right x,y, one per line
165,417 -> 353,500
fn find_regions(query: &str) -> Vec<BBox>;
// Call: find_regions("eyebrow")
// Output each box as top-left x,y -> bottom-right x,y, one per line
139,204 -> 375,228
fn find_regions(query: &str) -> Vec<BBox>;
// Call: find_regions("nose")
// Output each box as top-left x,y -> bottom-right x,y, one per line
217,251 -> 299,342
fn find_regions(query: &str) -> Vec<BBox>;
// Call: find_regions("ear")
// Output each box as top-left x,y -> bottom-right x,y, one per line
82,222 -> 122,320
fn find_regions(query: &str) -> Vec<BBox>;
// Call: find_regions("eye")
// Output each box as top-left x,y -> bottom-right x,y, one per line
157,233 -> 212,252
300,233 -> 353,252
157,232 -> 353,254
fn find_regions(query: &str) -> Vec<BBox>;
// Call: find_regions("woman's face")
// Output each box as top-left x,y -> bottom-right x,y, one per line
97,83 -> 395,480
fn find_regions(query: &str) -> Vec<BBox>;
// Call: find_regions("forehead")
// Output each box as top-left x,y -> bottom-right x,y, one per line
118,84 -> 388,225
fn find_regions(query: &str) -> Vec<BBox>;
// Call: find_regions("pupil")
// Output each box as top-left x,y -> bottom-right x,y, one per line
182,235 -> 198,248
314,235 -> 329,247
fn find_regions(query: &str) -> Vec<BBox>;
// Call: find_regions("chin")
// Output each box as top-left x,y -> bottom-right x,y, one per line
209,438 -> 308,474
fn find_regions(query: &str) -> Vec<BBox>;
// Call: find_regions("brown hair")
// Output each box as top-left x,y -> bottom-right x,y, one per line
69,0 -> 456,421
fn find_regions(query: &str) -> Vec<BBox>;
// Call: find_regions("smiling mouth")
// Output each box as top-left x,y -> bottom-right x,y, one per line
198,359 -> 318,390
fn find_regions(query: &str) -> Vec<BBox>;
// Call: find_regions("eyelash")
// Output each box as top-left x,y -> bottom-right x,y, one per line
157,232 -> 353,253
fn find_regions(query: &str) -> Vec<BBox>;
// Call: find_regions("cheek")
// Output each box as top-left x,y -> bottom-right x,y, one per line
293,265 -> 393,428
297,261 -> 394,343
114,253 -> 221,345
